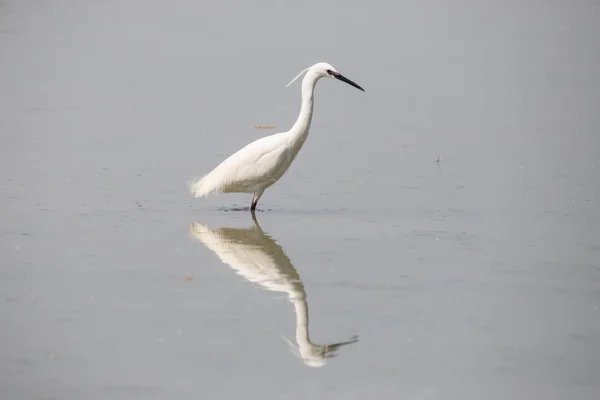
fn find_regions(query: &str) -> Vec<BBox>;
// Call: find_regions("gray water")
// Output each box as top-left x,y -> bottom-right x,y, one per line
1,0 -> 599,399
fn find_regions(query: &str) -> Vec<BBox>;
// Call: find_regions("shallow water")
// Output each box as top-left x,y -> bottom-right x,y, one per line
1,0 -> 599,399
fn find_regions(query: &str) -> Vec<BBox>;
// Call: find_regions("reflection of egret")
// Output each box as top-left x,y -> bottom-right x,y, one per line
189,215 -> 358,368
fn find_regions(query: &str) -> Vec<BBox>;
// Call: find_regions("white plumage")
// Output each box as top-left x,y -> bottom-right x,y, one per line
188,61 -> 364,212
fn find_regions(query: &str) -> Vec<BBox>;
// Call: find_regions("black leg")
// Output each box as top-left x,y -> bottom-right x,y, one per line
251,190 -> 263,213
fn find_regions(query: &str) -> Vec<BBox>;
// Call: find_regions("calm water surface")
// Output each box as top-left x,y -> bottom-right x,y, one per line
1,1 -> 599,399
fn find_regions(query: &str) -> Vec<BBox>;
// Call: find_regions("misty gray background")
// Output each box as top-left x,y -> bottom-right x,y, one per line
1,0 -> 599,399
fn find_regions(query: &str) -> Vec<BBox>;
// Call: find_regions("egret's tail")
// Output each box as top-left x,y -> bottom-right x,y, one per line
188,173 -> 218,198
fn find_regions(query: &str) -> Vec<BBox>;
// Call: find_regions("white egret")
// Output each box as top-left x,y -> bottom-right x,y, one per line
188,62 -> 365,212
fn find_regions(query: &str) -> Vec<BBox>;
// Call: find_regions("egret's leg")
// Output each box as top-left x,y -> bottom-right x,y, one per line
251,189 -> 264,212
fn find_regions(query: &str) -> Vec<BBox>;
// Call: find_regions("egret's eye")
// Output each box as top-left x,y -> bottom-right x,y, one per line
326,69 -> 333,75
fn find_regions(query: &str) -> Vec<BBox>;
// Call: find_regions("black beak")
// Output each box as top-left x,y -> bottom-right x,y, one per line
332,72 -> 365,92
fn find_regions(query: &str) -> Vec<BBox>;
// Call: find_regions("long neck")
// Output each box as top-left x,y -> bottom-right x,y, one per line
288,71 -> 318,147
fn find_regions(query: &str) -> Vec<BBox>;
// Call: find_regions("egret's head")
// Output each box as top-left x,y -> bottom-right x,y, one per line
316,62 -> 365,92
311,62 -> 337,78
286,62 -> 365,92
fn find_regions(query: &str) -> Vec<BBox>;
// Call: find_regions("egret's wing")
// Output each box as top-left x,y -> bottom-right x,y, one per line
207,134 -> 290,192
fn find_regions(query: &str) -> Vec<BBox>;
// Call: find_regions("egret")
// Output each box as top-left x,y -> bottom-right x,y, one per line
188,62 -> 365,212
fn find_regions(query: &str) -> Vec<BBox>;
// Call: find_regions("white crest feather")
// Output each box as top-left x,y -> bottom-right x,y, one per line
285,66 -> 310,88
